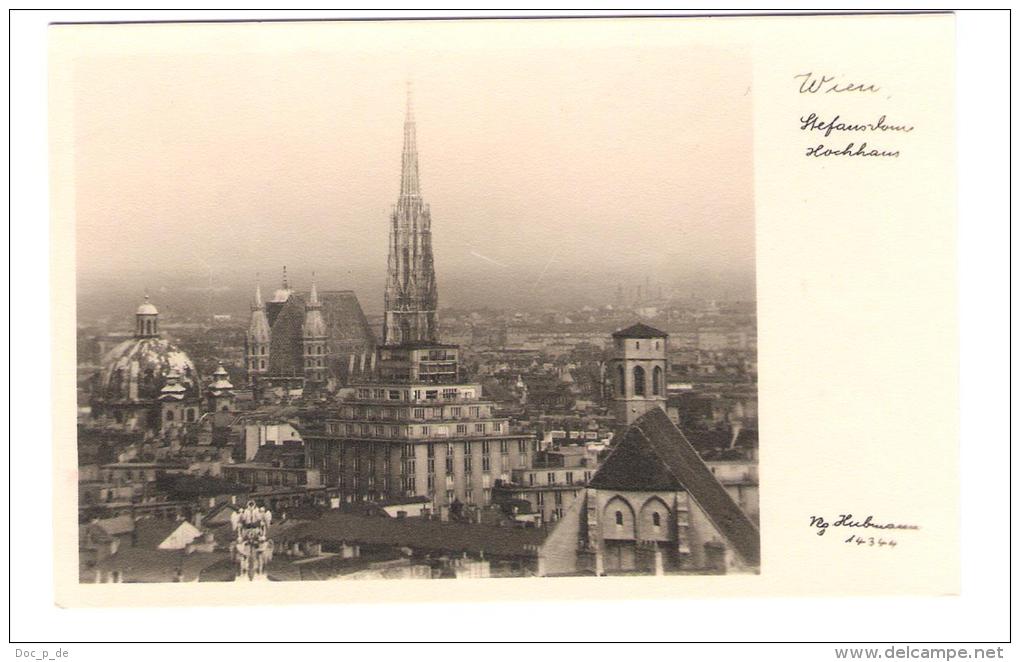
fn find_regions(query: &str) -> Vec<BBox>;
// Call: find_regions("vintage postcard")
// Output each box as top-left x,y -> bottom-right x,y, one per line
49,13 -> 957,606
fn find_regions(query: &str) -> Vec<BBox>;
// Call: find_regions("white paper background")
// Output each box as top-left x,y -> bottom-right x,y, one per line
7,7 -> 1012,650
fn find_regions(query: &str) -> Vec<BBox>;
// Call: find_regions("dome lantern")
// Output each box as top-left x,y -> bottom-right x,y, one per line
135,294 -> 159,338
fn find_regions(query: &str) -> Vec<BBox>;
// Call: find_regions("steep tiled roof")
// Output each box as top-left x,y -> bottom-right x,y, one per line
132,517 -> 183,549
611,322 -> 668,339
95,548 -> 229,582
278,511 -> 548,558
589,408 -> 760,565
266,291 -> 377,381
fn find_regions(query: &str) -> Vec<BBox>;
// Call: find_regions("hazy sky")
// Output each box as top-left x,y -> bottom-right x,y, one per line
70,20 -> 755,314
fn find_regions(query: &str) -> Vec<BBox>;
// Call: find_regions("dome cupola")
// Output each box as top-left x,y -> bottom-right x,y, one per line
135,294 -> 159,338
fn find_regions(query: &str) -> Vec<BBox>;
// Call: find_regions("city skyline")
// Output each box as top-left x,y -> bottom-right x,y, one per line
71,22 -> 754,318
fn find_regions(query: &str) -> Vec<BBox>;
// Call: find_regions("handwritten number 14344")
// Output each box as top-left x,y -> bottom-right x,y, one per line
845,535 -> 897,548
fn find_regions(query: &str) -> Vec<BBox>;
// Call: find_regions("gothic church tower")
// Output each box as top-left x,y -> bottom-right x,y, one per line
383,84 -> 439,346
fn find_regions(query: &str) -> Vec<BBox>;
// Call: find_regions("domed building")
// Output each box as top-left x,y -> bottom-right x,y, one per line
90,295 -> 202,432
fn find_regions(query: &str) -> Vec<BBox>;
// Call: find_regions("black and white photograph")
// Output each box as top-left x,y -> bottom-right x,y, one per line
10,7 -> 1009,653
69,19 -> 759,584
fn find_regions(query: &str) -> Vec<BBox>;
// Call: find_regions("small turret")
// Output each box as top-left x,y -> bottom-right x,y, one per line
207,361 -> 235,412
246,276 -> 271,385
135,294 -> 159,338
302,274 -> 328,387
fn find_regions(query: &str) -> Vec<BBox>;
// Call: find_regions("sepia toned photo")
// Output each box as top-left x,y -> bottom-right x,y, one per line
65,19 -> 760,585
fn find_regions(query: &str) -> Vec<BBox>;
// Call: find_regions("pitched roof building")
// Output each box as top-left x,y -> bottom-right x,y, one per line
245,269 -> 377,393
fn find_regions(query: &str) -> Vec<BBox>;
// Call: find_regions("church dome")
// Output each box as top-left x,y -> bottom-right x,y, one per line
96,337 -> 200,403
94,296 -> 199,404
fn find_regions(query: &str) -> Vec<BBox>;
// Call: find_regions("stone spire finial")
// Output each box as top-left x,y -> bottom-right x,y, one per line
309,272 -> 320,307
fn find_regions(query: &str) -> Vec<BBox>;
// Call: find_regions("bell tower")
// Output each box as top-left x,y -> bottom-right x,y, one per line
609,323 -> 668,426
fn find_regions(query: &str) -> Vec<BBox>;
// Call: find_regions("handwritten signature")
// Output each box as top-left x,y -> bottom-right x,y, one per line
809,514 -> 920,537
795,72 -> 880,94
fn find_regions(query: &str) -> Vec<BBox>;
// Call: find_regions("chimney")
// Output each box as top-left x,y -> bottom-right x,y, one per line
729,420 -> 742,449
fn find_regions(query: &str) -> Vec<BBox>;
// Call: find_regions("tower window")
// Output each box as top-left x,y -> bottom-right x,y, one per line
635,341 -> 640,349
633,366 -> 646,396
652,366 -> 663,396
653,512 -> 661,527
615,511 -> 624,526
617,365 -> 625,396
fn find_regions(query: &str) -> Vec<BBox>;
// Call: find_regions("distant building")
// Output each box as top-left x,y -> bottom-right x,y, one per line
492,446 -> 599,523
305,342 -> 536,510
89,296 -> 202,432
538,324 -> 760,576
245,268 -> 376,393
609,322 -> 668,426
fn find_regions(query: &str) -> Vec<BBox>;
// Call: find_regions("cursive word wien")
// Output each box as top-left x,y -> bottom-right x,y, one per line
800,113 -> 914,138
809,514 -> 920,537
795,72 -> 880,94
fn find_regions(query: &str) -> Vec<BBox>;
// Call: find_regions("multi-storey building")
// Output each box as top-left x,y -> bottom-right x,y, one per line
305,343 -> 536,510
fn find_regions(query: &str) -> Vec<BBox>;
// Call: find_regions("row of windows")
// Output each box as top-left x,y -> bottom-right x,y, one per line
526,470 -> 592,486
355,387 -> 477,402
616,364 -> 664,397
312,438 -> 532,458
164,408 -> 198,423
615,511 -> 662,527
326,421 -> 505,438
615,339 -> 663,351
304,345 -> 325,355
338,404 -> 492,421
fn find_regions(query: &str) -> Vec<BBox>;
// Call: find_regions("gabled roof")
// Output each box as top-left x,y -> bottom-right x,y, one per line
611,322 -> 668,339
94,513 -> 135,537
132,517 -> 185,549
589,408 -> 760,565
278,511 -> 549,558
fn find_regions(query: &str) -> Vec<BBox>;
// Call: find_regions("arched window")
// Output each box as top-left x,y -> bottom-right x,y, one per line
652,512 -> 661,527
633,366 -> 646,396
616,365 -> 625,396
652,366 -> 663,396
615,511 -> 624,526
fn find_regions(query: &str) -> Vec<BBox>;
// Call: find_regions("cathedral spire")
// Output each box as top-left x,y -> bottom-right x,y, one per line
384,82 -> 439,346
308,272 -> 321,308
399,81 -> 421,200
253,273 -> 264,310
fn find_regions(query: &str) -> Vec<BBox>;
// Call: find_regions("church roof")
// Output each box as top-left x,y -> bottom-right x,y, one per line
589,407 -> 760,565
265,290 -> 377,379
611,322 -> 668,339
